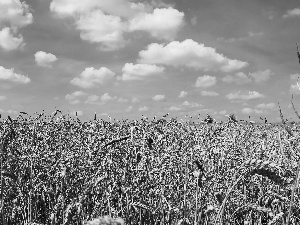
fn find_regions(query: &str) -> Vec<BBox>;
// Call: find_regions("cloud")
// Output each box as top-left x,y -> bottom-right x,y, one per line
138,39 -> 248,72
283,8 -> 300,18
35,51 -> 57,67
0,66 -> 30,83
218,32 -> 263,43
70,110 -> 83,116
169,106 -> 181,111
129,7 -> 184,41
255,103 -> 276,110
201,91 -> 219,96
126,106 -> 133,112
226,91 -> 264,101
131,97 -> 139,103
0,96 -> 6,101
75,10 -> 127,51
182,101 -> 201,108
85,95 -> 99,104
249,69 -> 273,83
222,72 -> 251,85
0,0 -> 33,27
0,27 -> 24,51
101,93 -> 114,102
50,0 -> 146,18
118,97 -> 129,103
290,74 -> 300,80
289,84 -> 300,95
121,63 -> 164,81
178,91 -> 187,98
195,75 -> 216,88
241,108 -> 263,114
152,94 -> 165,101
71,67 -> 115,88
139,106 -> 149,112
65,91 -> 87,104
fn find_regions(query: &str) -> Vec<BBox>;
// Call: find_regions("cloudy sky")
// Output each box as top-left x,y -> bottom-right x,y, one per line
1,0 -> 300,122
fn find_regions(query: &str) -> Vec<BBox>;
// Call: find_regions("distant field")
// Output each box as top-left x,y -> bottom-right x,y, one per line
0,114 -> 300,224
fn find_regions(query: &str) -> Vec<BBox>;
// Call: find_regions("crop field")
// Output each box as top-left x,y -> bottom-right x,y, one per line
0,112 -> 300,224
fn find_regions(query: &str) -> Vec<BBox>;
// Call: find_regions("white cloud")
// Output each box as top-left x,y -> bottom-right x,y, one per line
195,75 -> 216,88
169,106 -> 181,111
75,10 -> 127,51
241,108 -> 263,114
101,93 -> 114,102
0,0 -> 33,27
35,51 -> 57,67
222,72 -> 251,85
126,105 -> 133,112
71,67 -> 115,88
85,95 -> 99,104
131,97 -> 139,103
70,110 -> 83,116
290,84 -> 300,95
218,32 -> 263,43
139,106 -> 149,112
138,39 -> 248,72
182,101 -> 201,108
0,96 -> 6,101
50,0 -> 146,18
65,91 -> 87,104
283,8 -> 300,18
249,69 -> 273,83
226,91 -> 264,101
219,110 -> 227,115
152,94 -> 165,101
118,97 -> 129,103
0,66 -> 30,83
121,63 -> 164,81
0,27 -> 24,51
201,91 -> 219,96
129,7 -> 184,41
255,103 -> 276,110
178,91 -> 187,98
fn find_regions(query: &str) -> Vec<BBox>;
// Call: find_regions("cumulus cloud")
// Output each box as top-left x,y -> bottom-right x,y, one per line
226,91 -> 264,101
290,84 -> 300,95
195,75 -> 216,88
139,106 -> 149,112
50,0 -> 146,18
126,105 -> 133,112
169,106 -> 181,111
75,10 -> 127,51
71,67 -> 115,88
50,0 -> 185,50
0,66 -> 30,83
121,63 -> 164,81
201,91 -> 219,96
241,108 -> 263,114
0,0 -> 33,27
283,8 -> 300,18
152,94 -> 165,101
249,69 -> 273,83
0,96 -> 6,101
35,51 -> 57,67
131,97 -> 139,103
0,27 -> 24,51
222,72 -> 251,85
178,91 -> 187,98
85,95 -> 99,104
101,93 -> 115,102
118,97 -> 129,103
256,103 -> 276,110
182,101 -> 201,108
129,7 -> 184,41
138,39 -> 248,72
65,91 -> 87,104
70,110 -> 83,116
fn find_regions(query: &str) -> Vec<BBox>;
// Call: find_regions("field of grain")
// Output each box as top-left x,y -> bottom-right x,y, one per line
0,112 -> 300,224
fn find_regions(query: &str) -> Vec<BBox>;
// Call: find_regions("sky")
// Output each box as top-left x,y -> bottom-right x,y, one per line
1,0 -> 300,122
